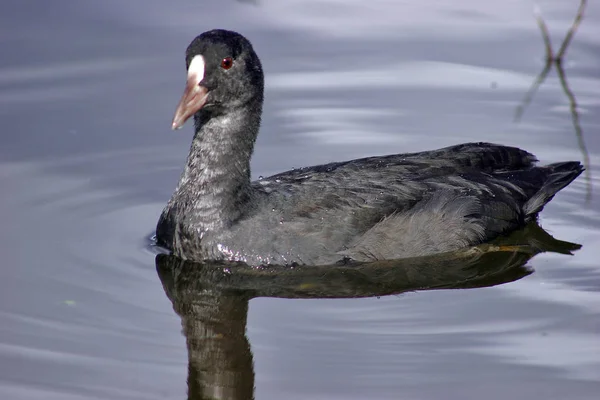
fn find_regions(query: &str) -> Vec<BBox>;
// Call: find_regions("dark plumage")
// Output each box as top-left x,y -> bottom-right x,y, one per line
156,29 -> 583,266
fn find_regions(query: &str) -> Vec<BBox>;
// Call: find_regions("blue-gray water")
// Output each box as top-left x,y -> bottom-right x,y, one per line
1,1 -> 599,399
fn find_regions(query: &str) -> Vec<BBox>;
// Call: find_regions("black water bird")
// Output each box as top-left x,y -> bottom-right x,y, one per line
156,29 -> 583,266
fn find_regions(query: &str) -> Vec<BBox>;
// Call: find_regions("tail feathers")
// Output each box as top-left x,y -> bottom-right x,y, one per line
523,161 -> 584,217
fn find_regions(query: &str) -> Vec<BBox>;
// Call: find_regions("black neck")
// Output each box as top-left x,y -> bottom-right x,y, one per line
173,104 -> 261,231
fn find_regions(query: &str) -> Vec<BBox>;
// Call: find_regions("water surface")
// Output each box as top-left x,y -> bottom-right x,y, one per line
1,1 -> 599,399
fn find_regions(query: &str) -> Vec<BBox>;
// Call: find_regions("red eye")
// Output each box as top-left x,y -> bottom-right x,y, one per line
221,57 -> 233,70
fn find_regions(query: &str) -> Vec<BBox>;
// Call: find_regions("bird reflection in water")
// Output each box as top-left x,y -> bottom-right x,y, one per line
155,222 -> 580,400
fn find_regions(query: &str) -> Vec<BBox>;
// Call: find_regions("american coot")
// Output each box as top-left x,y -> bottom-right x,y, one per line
156,29 -> 583,266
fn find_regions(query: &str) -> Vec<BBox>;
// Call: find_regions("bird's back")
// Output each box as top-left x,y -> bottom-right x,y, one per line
186,143 -> 581,266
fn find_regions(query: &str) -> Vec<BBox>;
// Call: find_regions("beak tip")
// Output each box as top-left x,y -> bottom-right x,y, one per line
171,83 -> 208,132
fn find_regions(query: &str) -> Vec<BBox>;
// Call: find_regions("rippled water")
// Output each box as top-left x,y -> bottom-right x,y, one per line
1,1 -> 599,399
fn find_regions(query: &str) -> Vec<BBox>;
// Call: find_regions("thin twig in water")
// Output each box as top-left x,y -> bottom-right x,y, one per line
536,6 -> 554,61
514,0 -> 591,201
514,7 -> 554,123
555,61 -> 591,201
556,0 -> 587,59
514,61 -> 552,123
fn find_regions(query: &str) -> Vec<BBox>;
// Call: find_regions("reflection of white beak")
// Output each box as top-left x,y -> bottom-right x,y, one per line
171,55 -> 209,130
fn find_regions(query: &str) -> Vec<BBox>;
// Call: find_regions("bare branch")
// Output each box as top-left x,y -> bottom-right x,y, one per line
514,60 -> 552,122
514,0 -> 591,200
557,0 -> 587,60
555,61 -> 592,201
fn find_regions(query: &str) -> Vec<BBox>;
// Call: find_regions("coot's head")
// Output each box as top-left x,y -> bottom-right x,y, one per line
172,29 -> 264,130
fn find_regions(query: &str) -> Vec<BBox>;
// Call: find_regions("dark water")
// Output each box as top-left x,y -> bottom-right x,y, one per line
1,1 -> 599,399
